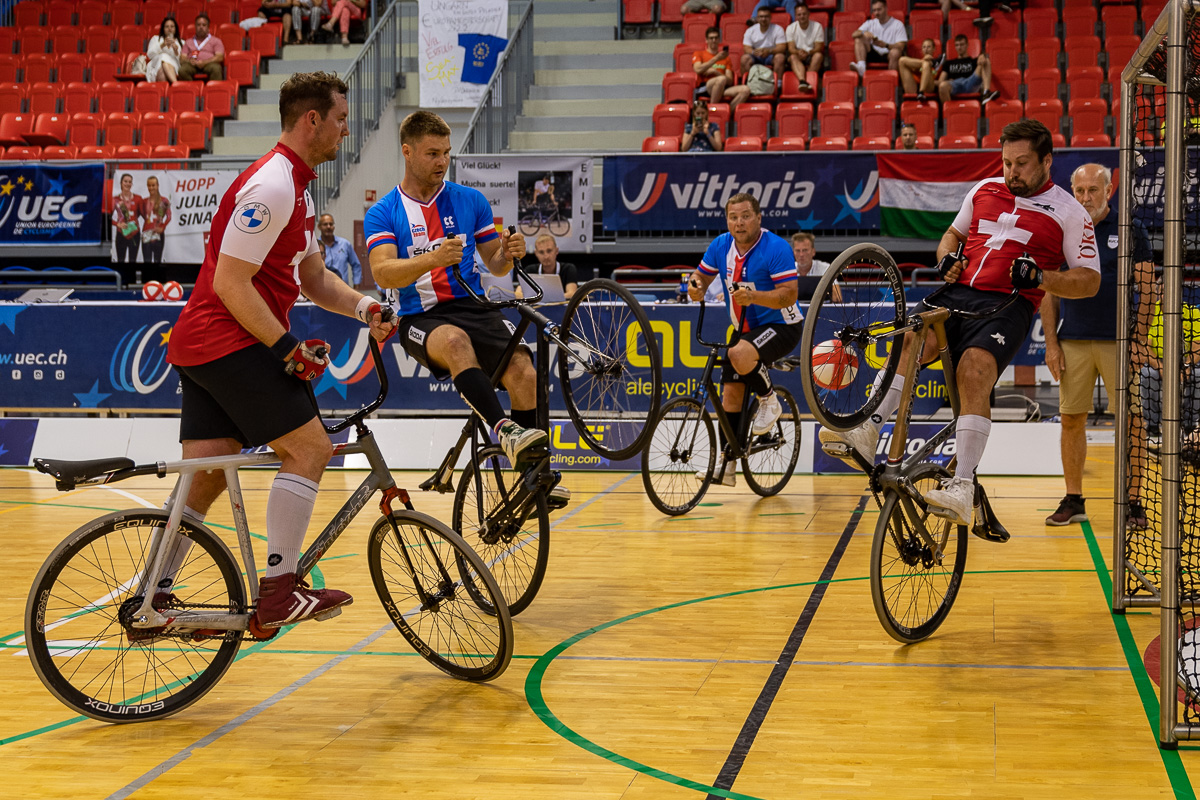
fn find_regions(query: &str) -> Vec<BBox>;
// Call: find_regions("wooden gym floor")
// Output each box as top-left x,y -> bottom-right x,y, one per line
0,443 -> 1195,799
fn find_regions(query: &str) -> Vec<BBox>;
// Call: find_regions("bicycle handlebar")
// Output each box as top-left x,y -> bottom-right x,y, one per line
694,294 -> 748,350
448,227 -> 544,309
321,335 -> 388,435
922,240 -> 1022,320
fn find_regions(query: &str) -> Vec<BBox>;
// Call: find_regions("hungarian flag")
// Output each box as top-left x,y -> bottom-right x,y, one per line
877,153 -> 1002,239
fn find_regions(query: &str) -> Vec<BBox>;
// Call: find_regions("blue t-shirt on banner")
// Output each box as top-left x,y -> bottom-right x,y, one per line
458,33 -> 507,84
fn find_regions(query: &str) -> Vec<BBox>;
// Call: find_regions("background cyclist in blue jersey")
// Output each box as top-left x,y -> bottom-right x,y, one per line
686,192 -> 804,486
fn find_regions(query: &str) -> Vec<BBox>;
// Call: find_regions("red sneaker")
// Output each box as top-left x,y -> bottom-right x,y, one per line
255,573 -> 353,629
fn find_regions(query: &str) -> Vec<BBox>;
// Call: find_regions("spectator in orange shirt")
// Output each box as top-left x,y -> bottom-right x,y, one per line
692,27 -> 752,110
897,37 -> 941,100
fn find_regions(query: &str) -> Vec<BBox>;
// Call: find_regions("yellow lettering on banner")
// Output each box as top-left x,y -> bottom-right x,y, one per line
552,424 -> 576,451
678,321 -> 708,368
629,321 -> 674,368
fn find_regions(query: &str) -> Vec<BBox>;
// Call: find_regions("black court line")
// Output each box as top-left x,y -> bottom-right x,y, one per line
704,494 -> 868,800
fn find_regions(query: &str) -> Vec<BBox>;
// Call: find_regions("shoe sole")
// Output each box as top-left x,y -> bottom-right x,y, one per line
259,597 -> 354,629
927,504 -> 971,526
1044,513 -> 1087,526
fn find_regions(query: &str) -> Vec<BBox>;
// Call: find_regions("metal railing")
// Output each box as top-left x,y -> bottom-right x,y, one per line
457,1 -> 534,156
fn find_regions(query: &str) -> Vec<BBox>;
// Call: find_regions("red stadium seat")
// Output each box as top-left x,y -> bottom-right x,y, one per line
1022,8 -> 1058,36
51,27 -> 82,55
1061,6 -> 1097,38
176,0 -> 206,25
103,110 -> 140,146
132,81 -> 167,113
108,1 -> 139,26
1068,96 -> 1108,135
142,0 -> 171,26
766,136 -> 806,151
117,24 -> 146,54
84,25 -> 116,54
152,143 -> 190,159
97,80 -> 132,114
946,10 -> 979,41
1071,132 -> 1111,147
623,0 -> 653,25
0,112 -> 35,146
42,144 -> 80,159
168,81 -> 203,113
734,102 -> 772,139
938,133 -> 978,148
14,1 -> 45,27
68,111 -> 103,146
817,101 -> 854,139
852,135 -> 891,150
859,100 -> 896,138
990,8 -> 1021,39
943,99 -> 980,138
226,50 -> 260,88
202,80 -> 238,118
19,27 -> 51,56
63,81 -> 96,115
682,13 -> 716,44
662,71 -> 696,104
831,12 -> 865,42
0,55 -> 15,84
237,0 -> 261,23
177,110 -> 214,152
1106,35 -> 1141,73
22,53 -> 55,84
1023,67 -> 1061,101
1065,65 -> 1104,100
862,71 -> 898,104
24,112 -> 68,146
894,134 -> 934,150
247,24 -> 280,58
1023,37 -> 1061,71
899,100 -> 938,139
58,52 -> 91,83
208,0 -> 237,24
725,135 -> 764,151
141,110 -> 176,147
1101,5 -> 1137,38
652,103 -> 690,137
1065,35 -> 1101,71
908,9 -> 942,45
78,0 -> 107,26
984,98 -> 1024,133
642,135 -> 680,153
779,70 -> 818,101
91,52 -> 123,82
115,143 -> 152,159
672,43 -> 694,74
706,102 -> 730,136
1025,97 -> 1064,134
2,144 -> 42,159
822,71 -> 858,104
0,83 -> 25,115
808,136 -> 849,150
79,144 -> 115,158
0,30 -> 16,57
217,23 -> 247,55
719,14 -> 745,47
775,102 -> 813,138
27,82 -> 57,114
986,38 -> 1021,73
990,68 -> 1022,101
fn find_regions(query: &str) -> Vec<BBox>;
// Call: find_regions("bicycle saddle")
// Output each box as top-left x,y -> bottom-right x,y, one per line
34,457 -> 135,489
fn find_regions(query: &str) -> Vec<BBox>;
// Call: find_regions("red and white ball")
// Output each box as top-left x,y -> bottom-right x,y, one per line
141,280 -> 164,301
811,339 -> 859,390
162,280 -> 184,301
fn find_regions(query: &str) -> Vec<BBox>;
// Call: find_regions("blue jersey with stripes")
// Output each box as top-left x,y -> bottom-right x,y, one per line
698,229 -> 802,330
363,180 -> 499,315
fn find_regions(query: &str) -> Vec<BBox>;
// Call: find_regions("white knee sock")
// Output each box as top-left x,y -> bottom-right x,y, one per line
954,415 -> 992,482
868,373 -> 906,431
157,500 -> 205,591
265,473 -> 319,579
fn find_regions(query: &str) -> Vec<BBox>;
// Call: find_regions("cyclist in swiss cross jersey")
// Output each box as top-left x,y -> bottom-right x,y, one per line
821,119 -> 1101,526
686,192 -> 804,486
364,111 -> 563,503
166,72 -> 396,630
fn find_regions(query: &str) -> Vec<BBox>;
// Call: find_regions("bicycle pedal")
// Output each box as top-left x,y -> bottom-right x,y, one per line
820,442 -> 852,457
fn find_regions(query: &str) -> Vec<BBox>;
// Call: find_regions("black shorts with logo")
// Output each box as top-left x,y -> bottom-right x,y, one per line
397,298 -> 529,382
721,322 -> 802,384
176,343 -> 318,447
916,283 -> 1035,373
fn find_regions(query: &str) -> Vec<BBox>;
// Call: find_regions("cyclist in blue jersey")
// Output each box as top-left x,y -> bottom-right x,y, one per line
686,192 -> 804,486
365,112 -> 563,503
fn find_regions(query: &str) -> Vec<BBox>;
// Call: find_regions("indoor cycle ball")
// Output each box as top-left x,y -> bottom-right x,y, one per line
162,280 -> 184,301
141,280 -> 165,301
811,339 -> 858,390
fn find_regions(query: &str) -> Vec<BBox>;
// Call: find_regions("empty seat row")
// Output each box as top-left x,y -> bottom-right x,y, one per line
12,0 -> 242,28
0,79 -> 240,118
0,143 -> 192,160
2,22 -> 279,59
0,110 -> 215,153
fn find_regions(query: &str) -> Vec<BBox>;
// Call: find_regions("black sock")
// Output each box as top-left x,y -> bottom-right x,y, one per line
453,368 -> 506,429
742,362 -> 772,397
726,411 -> 744,450
510,407 -> 538,430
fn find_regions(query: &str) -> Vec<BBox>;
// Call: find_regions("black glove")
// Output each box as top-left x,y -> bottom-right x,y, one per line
1010,252 -> 1043,289
936,250 -> 962,278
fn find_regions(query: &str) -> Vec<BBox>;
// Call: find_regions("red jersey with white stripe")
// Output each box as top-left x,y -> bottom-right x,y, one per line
168,143 -> 319,366
951,177 -> 1099,305
362,180 -> 499,315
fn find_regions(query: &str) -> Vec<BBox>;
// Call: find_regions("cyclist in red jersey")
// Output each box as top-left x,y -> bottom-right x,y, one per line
165,72 -> 395,629
821,119 -> 1101,526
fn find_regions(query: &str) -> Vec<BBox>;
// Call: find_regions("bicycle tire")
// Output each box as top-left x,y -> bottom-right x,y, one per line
870,462 -> 968,643
558,278 -> 663,461
548,215 -> 571,237
367,510 -> 513,681
25,510 -> 245,723
452,444 -> 549,616
800,243 -> 908,431
518,216 -> 541,236
741,387 -> 802,497
640,396 -> 716,516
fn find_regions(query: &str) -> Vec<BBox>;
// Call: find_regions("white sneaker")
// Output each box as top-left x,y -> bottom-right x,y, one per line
697,460 -> 736,486
751,392 -> 782,435
923,476 -> 975,526
818,423 -> 878,469
495,420 -> 548,467
851,61 -> 865,77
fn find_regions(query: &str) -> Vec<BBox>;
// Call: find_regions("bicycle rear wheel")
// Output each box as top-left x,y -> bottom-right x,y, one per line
800,243 -> 908,431
640,396 -> 716,516
548,215 -> 570,236
870,462 -> 968,643
25,510 -> 245,722
452,444 -> 549,616
741,387 -> 801,497
558,278 -> 662,461
367,511 -> 513,681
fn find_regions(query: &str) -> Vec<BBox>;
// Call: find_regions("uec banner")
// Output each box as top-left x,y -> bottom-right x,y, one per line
0,164 -> 103,245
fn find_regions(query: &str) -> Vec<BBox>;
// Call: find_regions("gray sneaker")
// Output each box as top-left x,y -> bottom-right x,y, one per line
752,392 -> 783,435
548,483 -> 571,510
818,423 -> 878,469
495,421 -> 549,467
924,476 -> 975,526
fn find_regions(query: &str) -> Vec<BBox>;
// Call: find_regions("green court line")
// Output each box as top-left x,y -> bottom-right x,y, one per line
698,503 -> 723,507
1081,520 -> 1195,799
665,516 -> 714,522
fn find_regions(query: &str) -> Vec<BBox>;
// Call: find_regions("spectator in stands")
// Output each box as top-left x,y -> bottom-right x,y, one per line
751,1 -> 796,18
850,0 -> 906,76
178,14 -> 225,81
740,7 -> 787,81
897,37 -> 941,101
112,173 -> 142,264
321,0 -> 367,46
292,0 -> 329,44
792,232 -> 840,302
140,176 -> 172,264
681,0 -> 727,12
318,213 -> 362,286
936,34 -> 999,105
146,17 -> 182,84
693,27 -> 752,109
681,102 -> 724,152
528,234 -> 578,300
258,0 -> 295,45
784,3 -> 823,91
898,122 -> 919,149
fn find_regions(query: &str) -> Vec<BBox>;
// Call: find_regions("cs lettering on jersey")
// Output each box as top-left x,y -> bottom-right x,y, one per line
234,203 -> 271,234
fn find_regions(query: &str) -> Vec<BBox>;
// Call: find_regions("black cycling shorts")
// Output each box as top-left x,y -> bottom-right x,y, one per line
916,283 -> 1035,373
176,343 -> 318,447
397,298 -> 530,382
721,322 -> 802,384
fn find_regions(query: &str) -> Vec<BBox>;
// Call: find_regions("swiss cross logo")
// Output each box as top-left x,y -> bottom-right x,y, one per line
1080,220 -> 1097,258
978,211 -> 1032,250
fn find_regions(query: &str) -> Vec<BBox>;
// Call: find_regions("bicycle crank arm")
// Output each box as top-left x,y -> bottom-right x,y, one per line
131,611 -> 251,631
898,493 -> 945,562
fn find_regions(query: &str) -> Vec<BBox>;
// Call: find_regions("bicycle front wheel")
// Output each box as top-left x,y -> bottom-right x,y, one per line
548,215 -> 571,236
518,216 -> 541,236
25,510 -> 245,723
870,462 -> 968,643
367,511 -> 513,681
640,396 -> 716,516
558,278 -> 662,461
452,444 -> 549,616
741,387 -> 801,497
800,243 -> 908,431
